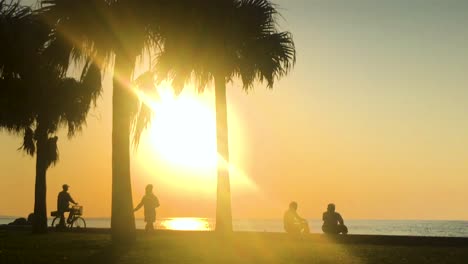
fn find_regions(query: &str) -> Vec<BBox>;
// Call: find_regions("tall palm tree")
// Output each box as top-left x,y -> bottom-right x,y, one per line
0,0 -> 103,233
38,0 -> 165,242
154,0 -> 296,232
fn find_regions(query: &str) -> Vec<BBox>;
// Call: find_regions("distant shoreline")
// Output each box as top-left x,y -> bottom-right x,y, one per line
0,215 -> 468,222
1,218 -> 467,238
1,228 -> 467,247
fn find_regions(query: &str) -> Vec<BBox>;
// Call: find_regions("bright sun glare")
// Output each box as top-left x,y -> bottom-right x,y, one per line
134,82 -> 256,193
160,218 -> 211,231
142,84 -> 217,169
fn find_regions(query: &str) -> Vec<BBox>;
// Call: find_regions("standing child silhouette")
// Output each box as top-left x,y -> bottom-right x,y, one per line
134,184 -> 160,231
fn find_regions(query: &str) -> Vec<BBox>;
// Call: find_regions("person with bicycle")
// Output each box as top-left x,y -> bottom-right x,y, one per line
57,184 -> 78,228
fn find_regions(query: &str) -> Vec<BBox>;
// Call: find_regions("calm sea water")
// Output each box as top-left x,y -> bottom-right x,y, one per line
1,217 -> 467,237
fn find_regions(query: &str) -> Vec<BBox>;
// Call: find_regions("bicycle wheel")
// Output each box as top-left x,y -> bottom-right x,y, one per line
71,217 -> 86,229
51,217 -> 60,227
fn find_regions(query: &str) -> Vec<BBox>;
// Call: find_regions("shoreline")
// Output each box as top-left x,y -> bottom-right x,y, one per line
2,218 -> 467,238
2,226 -> 467,247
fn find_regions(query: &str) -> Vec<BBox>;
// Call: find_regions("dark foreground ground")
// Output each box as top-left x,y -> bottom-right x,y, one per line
0,228 -> 467,264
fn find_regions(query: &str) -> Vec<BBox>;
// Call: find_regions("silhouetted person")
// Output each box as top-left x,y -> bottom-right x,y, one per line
322,203 -> 348,234
57,184 -> 77,227
27,213 -> 34,225
7,212 -> 34,226
8,217 -> 27,226
284,201 -> 310,234
134,184 -> 160,232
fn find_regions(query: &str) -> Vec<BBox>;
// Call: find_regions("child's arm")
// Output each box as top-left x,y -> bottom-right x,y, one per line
134,198 -> 144,211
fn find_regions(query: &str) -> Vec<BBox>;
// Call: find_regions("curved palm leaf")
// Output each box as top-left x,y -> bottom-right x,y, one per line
45,135 -> 59,168
155,0 -> 295,89
131,71 -> 155,148
19,127 -> 35,156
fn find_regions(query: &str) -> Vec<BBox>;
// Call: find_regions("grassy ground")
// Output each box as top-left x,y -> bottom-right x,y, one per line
0,229 -> 467,264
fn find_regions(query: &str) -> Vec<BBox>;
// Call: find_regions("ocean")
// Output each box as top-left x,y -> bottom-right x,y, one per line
1,217 -> 467,237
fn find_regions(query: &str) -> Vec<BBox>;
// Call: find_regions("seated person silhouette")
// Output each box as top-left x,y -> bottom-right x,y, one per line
322,203 -> 348,234
57,184 -> 78,227
134,184 -> 160,232
283,201 -> 310,234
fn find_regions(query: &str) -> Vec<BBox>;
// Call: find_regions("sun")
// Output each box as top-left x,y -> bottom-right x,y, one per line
143,84 -> 217,170
133,82 -> 256,193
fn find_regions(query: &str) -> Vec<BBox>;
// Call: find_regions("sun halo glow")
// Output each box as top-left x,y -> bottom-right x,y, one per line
141,84 -> 217,169
134,82 -> 256,193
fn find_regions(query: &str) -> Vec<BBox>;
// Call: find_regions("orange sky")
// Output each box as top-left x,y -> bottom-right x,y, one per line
1,0 -> 468,220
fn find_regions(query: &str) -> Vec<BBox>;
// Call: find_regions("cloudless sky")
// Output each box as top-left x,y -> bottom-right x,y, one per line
1,0 -> 467,220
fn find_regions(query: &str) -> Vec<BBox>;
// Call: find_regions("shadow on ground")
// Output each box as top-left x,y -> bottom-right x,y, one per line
1,229 -> 467,264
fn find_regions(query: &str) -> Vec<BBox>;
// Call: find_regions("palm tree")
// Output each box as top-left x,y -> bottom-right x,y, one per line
0,0 -> 102,233
154,0 -> 296,232
38,0 -> 165,242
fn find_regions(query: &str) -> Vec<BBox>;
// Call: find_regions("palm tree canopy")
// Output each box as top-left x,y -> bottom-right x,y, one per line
38,0 -> 169,147
1,63 -> 101,131
0,0 -> 49,78
0,0 -> 103,165
154,0 -> 296,91
38,0 -> 167,70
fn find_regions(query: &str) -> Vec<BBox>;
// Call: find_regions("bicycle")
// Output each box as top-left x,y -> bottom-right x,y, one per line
50,205 -> 86,229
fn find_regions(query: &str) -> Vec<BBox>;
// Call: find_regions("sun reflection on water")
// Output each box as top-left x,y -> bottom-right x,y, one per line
160,218 -> 211,231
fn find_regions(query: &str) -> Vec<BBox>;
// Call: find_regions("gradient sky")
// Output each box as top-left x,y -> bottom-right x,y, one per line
1,0 -> 467,220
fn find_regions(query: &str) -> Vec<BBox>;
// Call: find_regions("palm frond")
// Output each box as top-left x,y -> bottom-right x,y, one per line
80,61 -> 103,106
131,71 -> 156,148
18,127 -> 36,156
131,102 -> 152,149
1,0 -> 48,78
154,0 -> 296,93
0,77 -> 35,132
236,31 -> 296,89
45,136 -> 59,168
39,0 -> 114,68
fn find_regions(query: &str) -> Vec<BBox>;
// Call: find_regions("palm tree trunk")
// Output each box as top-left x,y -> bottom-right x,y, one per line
214,74 -> 233,232
111,53 -> 136,243
32,129 -> 48,233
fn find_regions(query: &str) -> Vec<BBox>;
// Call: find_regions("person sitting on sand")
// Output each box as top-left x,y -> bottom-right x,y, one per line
134,184 -> 160,232
284,201 -> 310,234
322,203 -> 348,235
27,213 -> 34,225
57,184 -> 78,227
